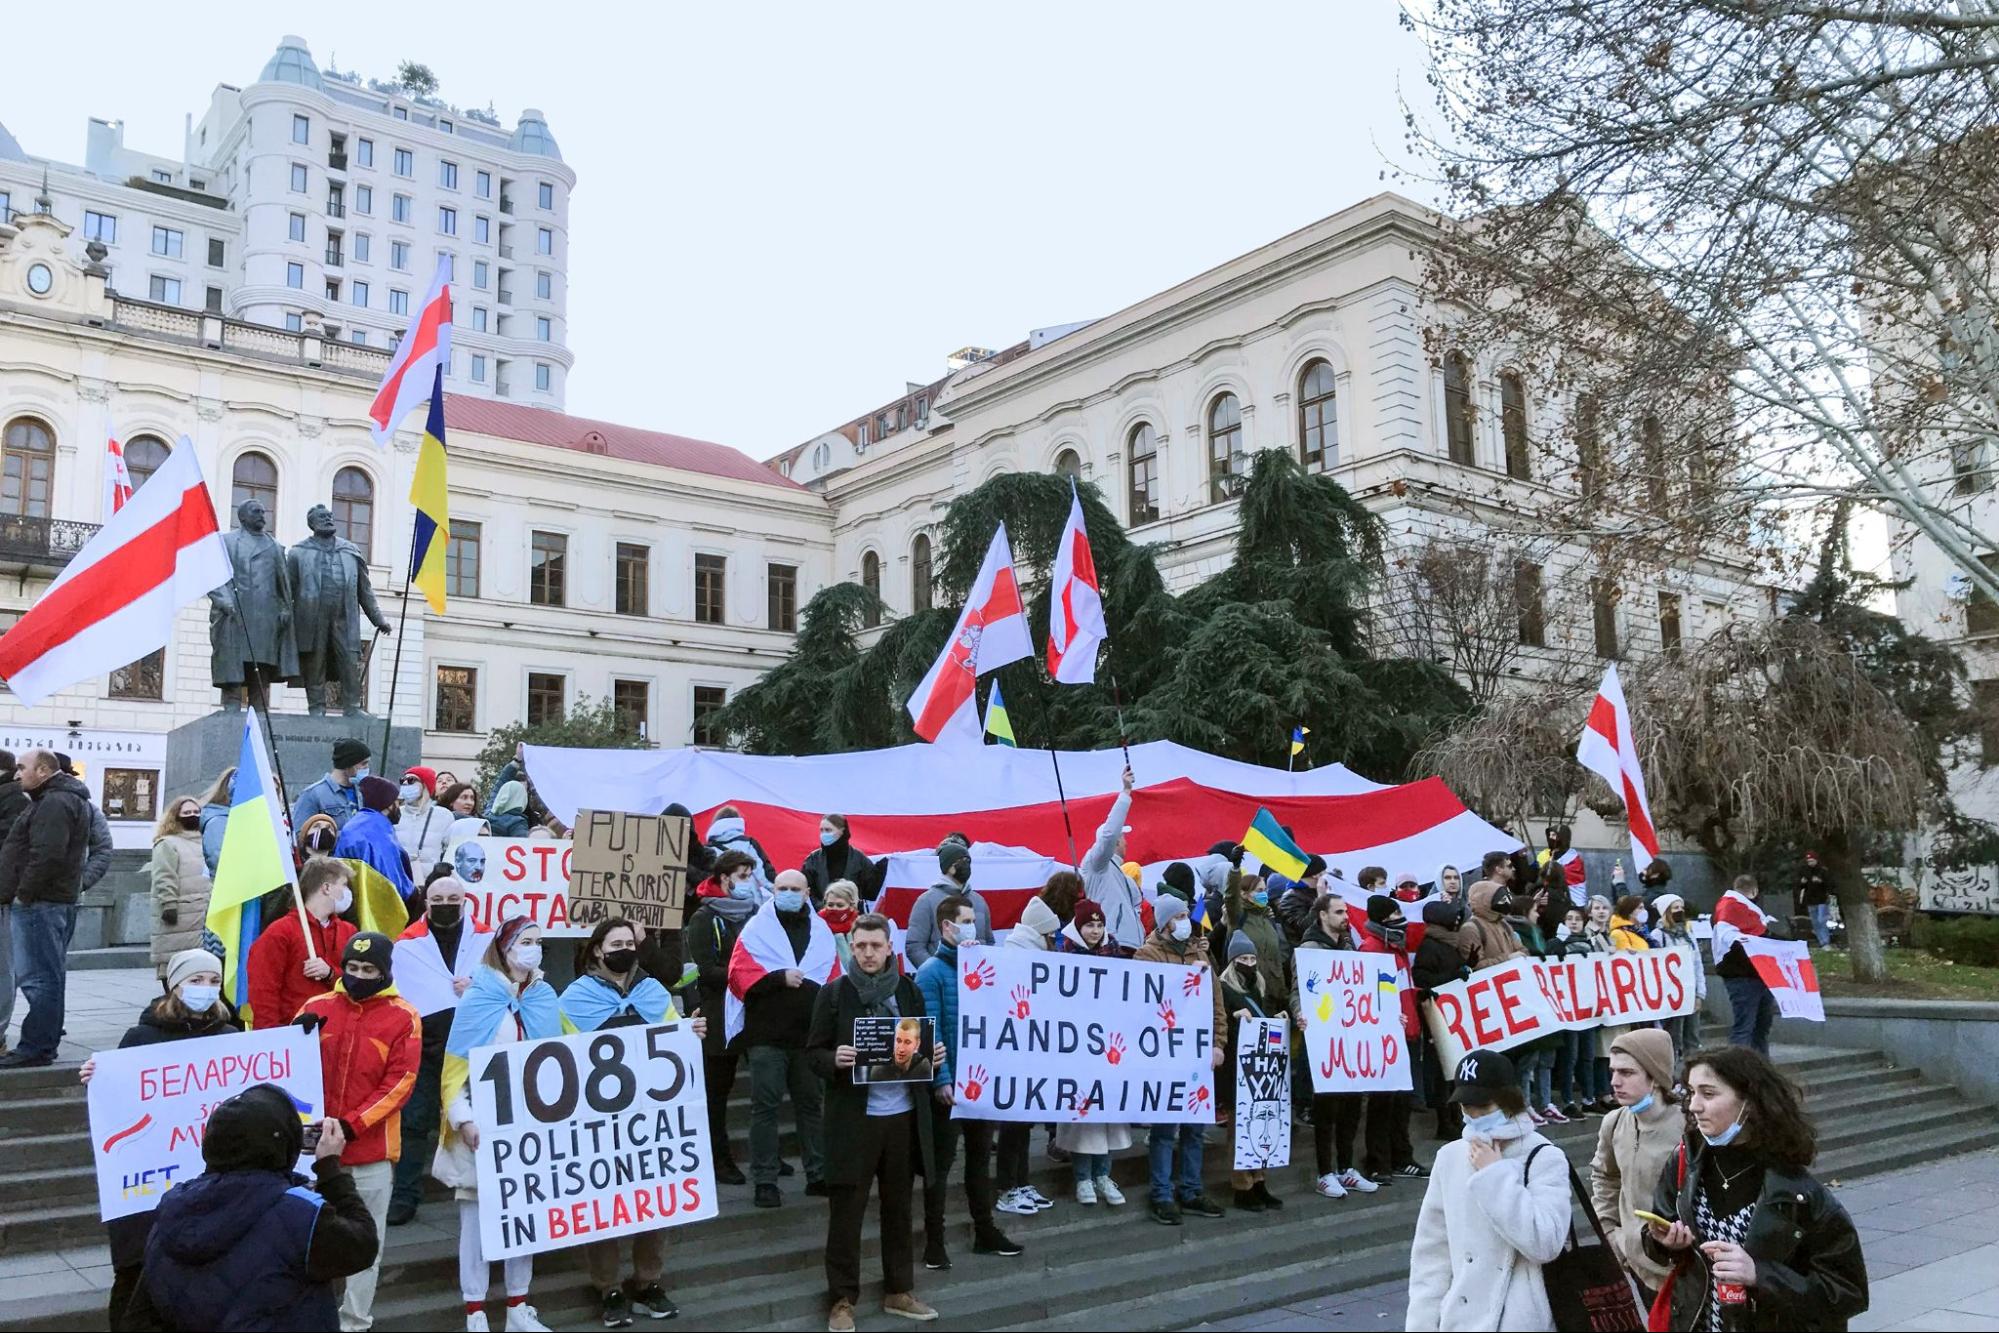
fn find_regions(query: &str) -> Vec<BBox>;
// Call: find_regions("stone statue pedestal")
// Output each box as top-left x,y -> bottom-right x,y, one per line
165,710 -> 424,809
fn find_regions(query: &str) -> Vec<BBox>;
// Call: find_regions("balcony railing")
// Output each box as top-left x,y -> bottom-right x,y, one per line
498,244 -> 513,259
499,196 -> 514,214
0,515 -> 101,571
328,152 -> 349,171
326,248 -> 344,267
326,200 -> 345,218
497,289 -> 513,305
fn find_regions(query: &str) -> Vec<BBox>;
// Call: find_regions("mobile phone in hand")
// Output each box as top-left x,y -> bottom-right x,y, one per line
300,1122 -> 323,1153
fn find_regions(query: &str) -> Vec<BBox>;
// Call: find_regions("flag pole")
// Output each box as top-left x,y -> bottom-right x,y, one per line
1106,662 -> 1133,773
1046,741 -> 1080,871
377,512 -> 420,772
251,701 -> 314,964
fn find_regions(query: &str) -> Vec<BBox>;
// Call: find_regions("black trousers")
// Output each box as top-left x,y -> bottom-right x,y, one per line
826,1110 -> 916,1306
923,1104 -> 995,1245
1362,1090 -> 1413,1174
995,1123 -> 1031,1192
1312,1093 -> 1365,1174
704,1031 -> 739,1164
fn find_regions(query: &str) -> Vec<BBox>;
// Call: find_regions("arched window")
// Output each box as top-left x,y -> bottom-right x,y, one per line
1443,352 -> 1474,465
911,534 -> 933,613
1298,360 -> 1337,470
861,550 -> 881,628
124,435 -> 171,492
1127,423 -> 1160,525
1500,371 -> 1529,480
1,417 -> 56,518
1207,393 -> 1244,502
1053,448 -> 1081,480
230,450 -> 278,518
332,466 -> 374,554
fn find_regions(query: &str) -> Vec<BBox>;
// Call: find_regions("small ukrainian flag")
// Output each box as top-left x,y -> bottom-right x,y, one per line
984,681 -> 1017,747
1377,969 -> 1399,998
1290,725 -> 1309,757
1241,807 -> 1309,883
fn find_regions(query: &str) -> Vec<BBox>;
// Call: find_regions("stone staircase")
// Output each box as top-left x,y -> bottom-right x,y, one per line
0,1042 -> 1992,1332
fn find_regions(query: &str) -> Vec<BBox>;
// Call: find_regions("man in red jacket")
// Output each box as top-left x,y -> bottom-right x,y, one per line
247,856 -> 359,1029
298,930 -> 422,1333
1357,895 -> 1428,1183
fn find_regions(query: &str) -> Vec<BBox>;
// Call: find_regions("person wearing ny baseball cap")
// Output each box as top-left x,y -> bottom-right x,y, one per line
1405,1049 -> 1572,1331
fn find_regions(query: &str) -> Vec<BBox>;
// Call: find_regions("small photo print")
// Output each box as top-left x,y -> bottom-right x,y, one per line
852,1015 -> 934,1085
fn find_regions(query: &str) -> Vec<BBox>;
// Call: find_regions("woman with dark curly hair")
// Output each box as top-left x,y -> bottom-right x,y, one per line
1643,1046 -> 1869,1331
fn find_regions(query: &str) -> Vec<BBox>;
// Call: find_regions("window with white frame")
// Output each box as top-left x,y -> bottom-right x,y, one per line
354,233 -> 371,263
355,184 -> 373,215
473,259 -> 488,289
474,216 -> 489,244
84,211 -> 118,243
437,206 -> 457,236
536,270 -> 551,300
536,227 -> 552,255
471,306 -> 488,332
285,262 -> 304,289
391,240 -> 410,270
392,194 -> 411,224
535,363 -> 551,392
292,114 -> 310,145
393,147 -> 413,177
284,312 -> 303,332
290,162 -> 308,193
539,181 -> 554,210
352,280 -> 369,307
536,316 -> 551,341
288,212 -> 306,243
390,288 -> 409,315
439,160 -> 458,189
148,275 -> 182,304
471,353 -> 487,382
150,226 -> 182,258
356,137 -> 374,167
475,170 -> 491,198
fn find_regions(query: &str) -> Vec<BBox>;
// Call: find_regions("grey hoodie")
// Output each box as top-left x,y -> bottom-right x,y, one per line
905,878 -> 992,969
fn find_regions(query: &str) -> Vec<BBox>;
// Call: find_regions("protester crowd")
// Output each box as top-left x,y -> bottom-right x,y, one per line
0,739 -> 1875,1332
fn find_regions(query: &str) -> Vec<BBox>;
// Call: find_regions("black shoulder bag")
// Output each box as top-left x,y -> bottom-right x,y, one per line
1525,1142 -> 1647,1332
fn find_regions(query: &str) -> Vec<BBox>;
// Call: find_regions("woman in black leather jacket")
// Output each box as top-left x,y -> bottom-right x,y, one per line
1642,1045 -> 1869,1331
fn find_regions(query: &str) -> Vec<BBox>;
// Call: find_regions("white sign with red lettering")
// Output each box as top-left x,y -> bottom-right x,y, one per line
87,1027 -> 324,1221
1425,946 -> 1699,1070
449,837 -> 585,937
1297,949 -> 1413,1093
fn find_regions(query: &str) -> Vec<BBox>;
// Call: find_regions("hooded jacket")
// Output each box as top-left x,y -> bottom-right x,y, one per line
1405,1114 -> 1570,1332
703,816 -> 776,894
485,780 -> 531,839
1465,881 -> 1525,972
1412,899 -> 1468,993
1224,871 -> 1289,1000
246,909 -> 356,1030
0,771 -> 94,906
1005,895 -> 1061,950
914,938 -> 966,1089
905,876 -> 992,970
296,979 -> 423,1167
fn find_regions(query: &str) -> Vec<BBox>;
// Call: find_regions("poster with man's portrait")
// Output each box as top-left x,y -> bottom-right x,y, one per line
1233,1016 -> 1292,1170
852,1015 -> 935,1085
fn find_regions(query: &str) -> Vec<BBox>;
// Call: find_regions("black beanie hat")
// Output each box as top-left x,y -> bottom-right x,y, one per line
939,842 -> 972,878
332,737 -> 370,770
1366,894 -> 1400,925
1161,861 -> 1196,900
1303,854 -> 1328,880
342,931 -> 394,977
203,1083 -> 305,1172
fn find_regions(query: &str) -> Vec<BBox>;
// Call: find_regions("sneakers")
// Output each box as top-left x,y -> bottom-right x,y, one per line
1541,1104 -> 1571,1124
1366,1171 -> 1396,1186
1076,1177 -> 1098,1206
923,1238 -> 951,1270
467,1314 -> 490,1333
1180,1194 -> 1225,1219
1233,1187 -> 1265,1212
1022,1186 -> 1054,1210
778,1159 -> 797,1177
972,1228 -> 1024,1256
1337,1168 -> 1379,1194
1150,1199 -> 1182,1226
1253,1182 -> 1285,1210
1049,1143 -> 1071,1164
1393,1163 -> 1430,1180
601,1288 -> 634,1329
1528,1108 -> 1548,1126
996,1188 -> 1038,1216
882,1292 -> 938,1322
505,1305 -> 551,1333
1315,1172 -> 1348,1199
627,1283 -> 678,1320
1561,1103 -> 1585,1119
828,1299 -> 856,1333
1096,1176 -> 1125,1207
753,1183 -> 782,1209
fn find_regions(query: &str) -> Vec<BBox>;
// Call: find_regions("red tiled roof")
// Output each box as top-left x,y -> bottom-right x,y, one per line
442,395 -> 809,493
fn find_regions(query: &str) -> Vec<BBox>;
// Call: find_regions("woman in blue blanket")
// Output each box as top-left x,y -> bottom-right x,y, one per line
558,918 -> 707,1327
440,917 -> 564,1332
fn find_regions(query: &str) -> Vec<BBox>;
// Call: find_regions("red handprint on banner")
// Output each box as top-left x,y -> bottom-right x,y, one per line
1157,1000 -> 1177,1030
1105,1033 -> 1127,1066
963,960 -> 996,991
1010,985 -> 1032,1020
961,1065 -> 989,1102
1189,1083 -> 1212,1114
1076,1093 -> 1095,1119
1183,969 -> 1203,997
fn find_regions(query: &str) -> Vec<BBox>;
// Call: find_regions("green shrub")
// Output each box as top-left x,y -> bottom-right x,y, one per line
1913,914 -> 1999,969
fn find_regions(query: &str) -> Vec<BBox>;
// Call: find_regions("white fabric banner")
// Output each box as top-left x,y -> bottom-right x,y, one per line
1233,1016 -> 1292,1170
471,1021 -> 717,1259
878,843 -> 1060,898
391,931 -> 479,1017
1425,946 -> 1700,1070
1738,937 -> 1826,1021
1297,949 -> 1415,1093
87,1027 -> 323,1221
951,944 -> 1217,1124
446,836 -> 586,937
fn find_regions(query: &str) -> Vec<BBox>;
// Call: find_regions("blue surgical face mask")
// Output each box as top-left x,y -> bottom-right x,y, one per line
1464,1108 -> 1509,1137
179,983 -> 221,1014
353,766 -> 370,783
1629,1092 -> 1655,1115
728,880 -> 760,902
819,829 -> 840,847
1702,1110 -> 1747,1147
1250,890 -> 1269,908
774,888 -> 806,912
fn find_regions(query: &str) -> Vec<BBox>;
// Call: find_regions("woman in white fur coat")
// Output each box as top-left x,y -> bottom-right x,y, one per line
1406,1048 -> 1575,1332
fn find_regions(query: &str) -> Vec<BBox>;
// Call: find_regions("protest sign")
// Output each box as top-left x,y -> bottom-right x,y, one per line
952,944 -> 1216,1124
1738,937 -> 1825,1021
566,811 -> 690,932
1426,946 -> 1699,1070
88,1027 -> 323,1222
1233,1017 -> 1292,1170
449,836 -> 585,937
1297,949 -> 1413,1093
852,1015 -> 935,1085
470,1021 -> 716,1259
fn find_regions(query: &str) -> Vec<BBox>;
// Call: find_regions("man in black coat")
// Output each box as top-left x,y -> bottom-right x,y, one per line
0,749 -> 26,1053
807,914 -> 945,1333
0,749 -> 95,1066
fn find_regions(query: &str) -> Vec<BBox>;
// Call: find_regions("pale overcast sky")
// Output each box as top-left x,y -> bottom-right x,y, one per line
4,3 -> 1432,457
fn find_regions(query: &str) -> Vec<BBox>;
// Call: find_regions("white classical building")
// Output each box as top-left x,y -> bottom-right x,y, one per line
0,35 -> 574,408
0,209 -> 826,844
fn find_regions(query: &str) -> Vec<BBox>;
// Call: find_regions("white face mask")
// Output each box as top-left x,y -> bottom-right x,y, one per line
179,983 -> 221,1014
1168,916 -> 1192,942
399,781 -> 423,803
331,886 -> 354,916
510,943 -> 543,972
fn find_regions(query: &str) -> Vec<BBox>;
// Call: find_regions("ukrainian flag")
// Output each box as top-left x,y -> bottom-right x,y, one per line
206,713 -> 299,1020
409,366 -> 450,614
1377,969 -> 1399,998
1241,806 -> 1309,883
1290,725 -> 1309,757
984,680 -> 1017,747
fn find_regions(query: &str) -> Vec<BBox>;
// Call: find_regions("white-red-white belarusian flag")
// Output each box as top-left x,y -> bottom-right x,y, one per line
367,256 -> 453,447
1737,937 -> 1825,1021
907,523 -> 1033,742
1047,480 -> 1107,684
102,438 -> 133,520
0,437 -> 229,706
1576,663 -> 1661,872
723,900 -> 840,1042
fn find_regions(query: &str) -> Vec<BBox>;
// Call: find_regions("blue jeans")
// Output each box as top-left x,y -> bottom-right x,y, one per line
1809,904 -> 1831,947
1070,1151 -> 1111,1186
1725,975 -> 1778,1055
1147,1124 -> 1203,1204
12,902 -> 78,1059
0,904 -> 13,1044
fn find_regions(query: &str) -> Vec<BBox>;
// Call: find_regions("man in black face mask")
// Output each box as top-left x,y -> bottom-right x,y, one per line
294,932 -> 421,1330
1359,896 -> 1426,1183
388,873 -> 488,1227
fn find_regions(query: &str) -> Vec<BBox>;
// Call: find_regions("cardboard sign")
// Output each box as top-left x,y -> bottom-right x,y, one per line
1297,949 -> 1413,1093
1233,1016 -> 1292,1170
951,944 -> 1217,1124
852,1015 -> 935,1085
565,811 -> 689,932
87,1027 -> 324,1221
1426,946 -> 1699,1070
470,1021 -> 717,1259
447,836 -> 585,938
